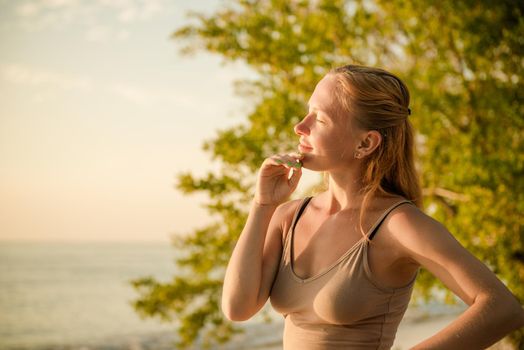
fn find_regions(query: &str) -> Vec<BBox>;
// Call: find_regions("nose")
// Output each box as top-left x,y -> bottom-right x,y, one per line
294,115 -> 310,136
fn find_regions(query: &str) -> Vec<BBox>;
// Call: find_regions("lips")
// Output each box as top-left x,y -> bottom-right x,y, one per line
298,143 -> 313,152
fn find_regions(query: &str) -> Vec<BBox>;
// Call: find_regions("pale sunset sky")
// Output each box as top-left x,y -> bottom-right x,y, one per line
0,0 -> 318,242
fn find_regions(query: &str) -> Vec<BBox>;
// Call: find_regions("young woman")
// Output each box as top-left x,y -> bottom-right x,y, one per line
221,65 -> 524,349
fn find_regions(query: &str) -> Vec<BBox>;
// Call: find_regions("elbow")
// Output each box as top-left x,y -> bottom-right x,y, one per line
221,296 -> 256,322
514,304 -> 524,329
504,304 -> 524,332
473,291 -> 524,332
223,309 -> 250,322
487,293 -> 524,331
503,296 -> 524,330
221,281 -> 262,321
221,303 -> 252,322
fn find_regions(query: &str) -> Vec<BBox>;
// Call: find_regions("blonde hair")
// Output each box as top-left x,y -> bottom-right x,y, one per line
329,65 -> 423,238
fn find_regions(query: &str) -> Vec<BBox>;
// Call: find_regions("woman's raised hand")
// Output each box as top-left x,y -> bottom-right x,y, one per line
254,152 -> 304,206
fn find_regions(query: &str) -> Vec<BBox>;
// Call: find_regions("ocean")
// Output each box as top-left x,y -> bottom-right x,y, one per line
0,241 -> 180,349
0,241 -> 466,350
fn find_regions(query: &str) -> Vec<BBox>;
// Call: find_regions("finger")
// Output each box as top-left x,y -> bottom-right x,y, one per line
268,155 -> 294,168
270,152 -> 302,159
267,156 -> 288,167
267,153 -> 303,171
288,151 -> 305,160
279,152 -> 304,162
288,166 -> 302,188
280,154 -> 302,169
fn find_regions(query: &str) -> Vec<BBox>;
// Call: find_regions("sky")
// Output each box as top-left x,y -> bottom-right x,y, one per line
0,0 -> 319,243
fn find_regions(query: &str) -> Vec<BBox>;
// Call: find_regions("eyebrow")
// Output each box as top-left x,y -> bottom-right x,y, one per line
307,102 -> 322,111
307,102 -> 333,118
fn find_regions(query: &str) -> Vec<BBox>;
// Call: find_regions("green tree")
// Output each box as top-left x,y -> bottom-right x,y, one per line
130,1 -> 524,348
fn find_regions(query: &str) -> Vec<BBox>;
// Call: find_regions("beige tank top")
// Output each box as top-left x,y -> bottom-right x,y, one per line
269,196 -> 418,350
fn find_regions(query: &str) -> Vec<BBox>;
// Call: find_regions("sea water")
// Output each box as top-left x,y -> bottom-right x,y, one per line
0,241 -> 180,349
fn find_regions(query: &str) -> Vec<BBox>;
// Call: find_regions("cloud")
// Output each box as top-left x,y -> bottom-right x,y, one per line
106,83 -> 152,106
13,0 -> 84,32
105,82 -> 201,108
0,62 -> 199,108
43,0 -> 76,7
0,63 -> 93,91
85,25 -> 110,42
8,0 -> 168,40
13,0 -> 166,24
113,1 -> 162,23
84,25 -> 130,42
15,3 -> 41,17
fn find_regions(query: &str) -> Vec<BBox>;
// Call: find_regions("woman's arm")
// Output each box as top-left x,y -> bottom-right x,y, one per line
222,152 -> 304,321
221,200 -> 278,321
388,205 -> 524,349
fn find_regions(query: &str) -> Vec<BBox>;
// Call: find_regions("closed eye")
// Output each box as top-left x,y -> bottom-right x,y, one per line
306,108 -> 328,125
313,113 -> 327,124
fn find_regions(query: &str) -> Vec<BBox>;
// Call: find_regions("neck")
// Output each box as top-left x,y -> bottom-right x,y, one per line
322,167 -> 365,214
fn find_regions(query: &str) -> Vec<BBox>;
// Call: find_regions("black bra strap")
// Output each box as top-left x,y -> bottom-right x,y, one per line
368,201 -> 412,240
291,196 -> 313,233
289,197 -> 411,241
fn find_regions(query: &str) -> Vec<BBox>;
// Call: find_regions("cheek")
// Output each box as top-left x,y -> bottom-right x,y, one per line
331,131 -> 356,160
316,134 -> 348,159
330,128 -> 350,148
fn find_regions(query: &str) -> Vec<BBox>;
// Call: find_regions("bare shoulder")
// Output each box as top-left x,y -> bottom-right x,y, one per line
384,200 -> 431,230
263,197 -> 308,255
271,198 -> 307,242
384,205 -> 474,272
381,202 -> 450,261
385,202 -> 450,235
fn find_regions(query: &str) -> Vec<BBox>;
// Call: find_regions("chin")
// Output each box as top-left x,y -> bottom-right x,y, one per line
301,162 -> 328,172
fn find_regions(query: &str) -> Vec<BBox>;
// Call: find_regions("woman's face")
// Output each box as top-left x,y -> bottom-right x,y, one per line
294,74 -> 362,171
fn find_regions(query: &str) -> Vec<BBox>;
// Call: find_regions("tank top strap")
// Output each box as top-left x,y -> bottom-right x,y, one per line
282,196 -> 313,250
368,200 -> 413,240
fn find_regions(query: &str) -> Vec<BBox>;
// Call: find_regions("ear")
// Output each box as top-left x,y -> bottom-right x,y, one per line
356,130 -> 382,157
